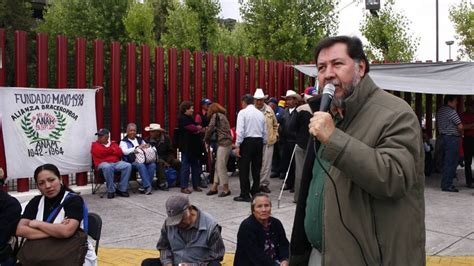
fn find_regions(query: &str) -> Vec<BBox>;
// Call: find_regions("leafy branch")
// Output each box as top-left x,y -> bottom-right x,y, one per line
49,111 -> 66,141
20,112 -> 39,142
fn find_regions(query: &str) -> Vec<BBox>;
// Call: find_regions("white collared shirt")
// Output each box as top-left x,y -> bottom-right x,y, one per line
236,104 -> 267,146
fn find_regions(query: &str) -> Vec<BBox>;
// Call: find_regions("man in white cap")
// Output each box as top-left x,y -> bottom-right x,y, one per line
144,123 -> 181,190
278,90 -> 301,192
253,88 -> 278,193
141,195 -> 225,266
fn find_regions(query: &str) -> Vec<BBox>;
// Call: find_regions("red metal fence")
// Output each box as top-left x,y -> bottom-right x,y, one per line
0,29 -> 310,192
0,29 -> 469,192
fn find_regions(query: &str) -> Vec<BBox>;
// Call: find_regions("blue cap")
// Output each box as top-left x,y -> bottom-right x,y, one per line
201,98 -> 212,105
268,97 -> 278,105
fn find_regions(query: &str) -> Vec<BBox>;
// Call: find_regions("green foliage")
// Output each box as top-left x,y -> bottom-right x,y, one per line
123,1 -> 156,47
161,5 -> 200,51
209,23 -> 249,56
0,0 -> 35,86
0,0 -> 34,31
240,0 -> 338,62
360,0 -> 419,62
185,0 -> 221,51
37,0 -> 129,43
149,0 -> 179,43
449,0 -> 474,60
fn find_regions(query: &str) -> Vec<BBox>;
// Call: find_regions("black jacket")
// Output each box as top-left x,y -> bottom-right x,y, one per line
295,104 -> 314,149
279,108 -> 298,143
290,96 -> 321,265
0,190 -> 21,247
178,114 -> 204,156
146,134 -> 175,162
234,215 -> 289,266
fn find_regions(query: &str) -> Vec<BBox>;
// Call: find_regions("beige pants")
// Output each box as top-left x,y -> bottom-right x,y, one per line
260,144 -> 274,187
214,145 -> 232,185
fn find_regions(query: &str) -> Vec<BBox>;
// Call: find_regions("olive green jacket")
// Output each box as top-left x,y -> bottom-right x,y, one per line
290,75 -> 426,266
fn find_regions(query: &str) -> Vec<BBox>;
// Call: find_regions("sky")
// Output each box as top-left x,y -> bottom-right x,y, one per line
218,0 -> 465,62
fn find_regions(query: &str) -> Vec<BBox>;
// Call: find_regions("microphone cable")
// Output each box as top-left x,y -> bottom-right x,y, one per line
313,140 -> 369,266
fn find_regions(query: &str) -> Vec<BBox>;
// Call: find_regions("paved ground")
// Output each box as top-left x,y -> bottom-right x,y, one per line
12,168 -> 474,265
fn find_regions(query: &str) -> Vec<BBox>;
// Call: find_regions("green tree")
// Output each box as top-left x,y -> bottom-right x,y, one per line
185,0 -> 221,51
449,0 -> 474,60
240,0 -> 338,62
0,0 -> 35,86
360,0 -> 419,62
210,23 -> 249,56
149,0 -> 179,43
37,0 -> 129,88
37,0 -> 129,43
123,1 -> 156,47
161,5 -> 200,51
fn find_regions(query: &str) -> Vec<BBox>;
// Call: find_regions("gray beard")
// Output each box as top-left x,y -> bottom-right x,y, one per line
331,65 -> 361,110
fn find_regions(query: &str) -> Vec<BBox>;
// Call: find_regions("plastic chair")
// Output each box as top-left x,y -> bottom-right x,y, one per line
87,212 -> 102,255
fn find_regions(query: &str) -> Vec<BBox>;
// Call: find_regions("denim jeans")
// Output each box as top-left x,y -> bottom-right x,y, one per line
132,162 -> 156,189
180,152 -> 201,189
98,161 -> 132,193
440,135 -> 460,190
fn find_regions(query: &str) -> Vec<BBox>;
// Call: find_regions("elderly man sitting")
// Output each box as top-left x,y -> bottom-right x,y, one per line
91,128 -> 132,199
144,123 -> 181,190
141,195 -> 225,266
120,123 -> 157,195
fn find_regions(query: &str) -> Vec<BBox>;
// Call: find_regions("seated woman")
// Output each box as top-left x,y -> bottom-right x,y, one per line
234,193 -> 289,266
16,164 -> 96,266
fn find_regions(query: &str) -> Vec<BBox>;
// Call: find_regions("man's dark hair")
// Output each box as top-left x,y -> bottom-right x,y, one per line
443,95 -> 458,105
179,101 -> 194,114
314,36 -> 370,75
241,94 -> 254,105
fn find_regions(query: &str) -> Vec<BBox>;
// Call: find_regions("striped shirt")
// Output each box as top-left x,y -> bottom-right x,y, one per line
437,105 -> 461,136
156,206 -> 225,265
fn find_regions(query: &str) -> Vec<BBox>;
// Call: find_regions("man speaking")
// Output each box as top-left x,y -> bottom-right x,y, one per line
290,36 -> 425,265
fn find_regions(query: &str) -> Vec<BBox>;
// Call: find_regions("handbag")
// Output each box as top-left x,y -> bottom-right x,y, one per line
134,146 -> 157,164
17,230 -> 88,266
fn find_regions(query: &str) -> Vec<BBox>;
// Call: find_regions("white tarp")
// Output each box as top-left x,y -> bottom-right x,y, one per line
293,61 -> 474,95
0,87 -> 97,179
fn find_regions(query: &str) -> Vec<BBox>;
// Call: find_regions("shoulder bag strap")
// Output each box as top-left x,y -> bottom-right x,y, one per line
45,193 -> 89,233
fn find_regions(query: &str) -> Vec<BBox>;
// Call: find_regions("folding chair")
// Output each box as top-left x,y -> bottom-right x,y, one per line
91,163 -> 141,197
87,212 -> 102,255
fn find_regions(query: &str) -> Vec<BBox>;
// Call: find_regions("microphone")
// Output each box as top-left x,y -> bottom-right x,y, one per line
313,83 -> 335,149
319,83 -> 335,112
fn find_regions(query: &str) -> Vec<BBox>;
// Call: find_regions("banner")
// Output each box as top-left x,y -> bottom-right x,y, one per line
0,87 -> 97,179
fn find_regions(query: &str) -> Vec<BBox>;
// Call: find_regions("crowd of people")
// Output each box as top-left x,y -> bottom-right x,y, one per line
1,35 -> 473,266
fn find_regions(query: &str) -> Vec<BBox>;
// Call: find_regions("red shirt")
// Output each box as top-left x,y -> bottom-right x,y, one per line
91,141 -> 123,166
460,112 -> 474,137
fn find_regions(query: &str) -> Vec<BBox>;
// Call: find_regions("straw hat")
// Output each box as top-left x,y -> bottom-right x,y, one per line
282,90 -> 301,101
253,88 -> 267,99
144,123 -> 165,132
